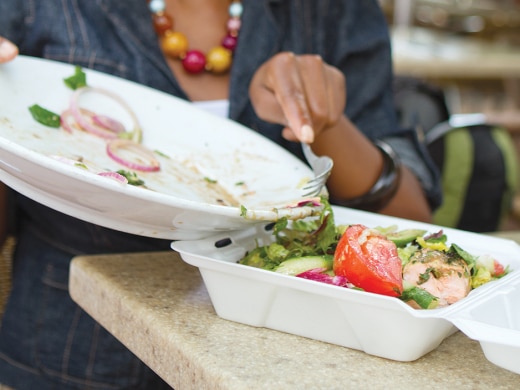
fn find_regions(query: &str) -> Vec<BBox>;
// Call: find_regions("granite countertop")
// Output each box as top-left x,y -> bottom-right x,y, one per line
69,250 -> 520,390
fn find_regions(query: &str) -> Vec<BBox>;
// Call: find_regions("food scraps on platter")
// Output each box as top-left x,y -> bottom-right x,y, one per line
27,65 -> 319,212
239,199 -> 509,309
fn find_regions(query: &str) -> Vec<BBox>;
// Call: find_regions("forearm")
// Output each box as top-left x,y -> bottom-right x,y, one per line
312,116 -> 432,223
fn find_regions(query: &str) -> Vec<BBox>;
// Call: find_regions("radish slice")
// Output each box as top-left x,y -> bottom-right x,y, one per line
106,139 -> 160,172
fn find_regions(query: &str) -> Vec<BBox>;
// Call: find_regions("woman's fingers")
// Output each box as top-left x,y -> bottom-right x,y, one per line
250,53 -> 313,142
249,52 -> 346,143
267,53 -> 315,142
297,55 -> 334,133
0,37 -> 18,63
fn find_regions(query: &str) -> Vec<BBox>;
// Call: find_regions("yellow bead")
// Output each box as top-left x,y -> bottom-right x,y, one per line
161,31 -> 188,58
206,46 -> 232,73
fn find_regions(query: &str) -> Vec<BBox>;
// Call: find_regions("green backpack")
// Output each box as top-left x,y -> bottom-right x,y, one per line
394,77 -> 519,232
425,115 -> 519,232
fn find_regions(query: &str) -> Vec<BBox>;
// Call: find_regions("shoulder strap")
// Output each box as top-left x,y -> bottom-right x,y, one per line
492,127 -> 520,224
432,128 -> 473,227
425,113 -> 488,144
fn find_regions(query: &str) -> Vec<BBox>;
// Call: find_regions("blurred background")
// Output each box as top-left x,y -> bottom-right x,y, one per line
379,0 -> 520,230
380,0 -> 519,127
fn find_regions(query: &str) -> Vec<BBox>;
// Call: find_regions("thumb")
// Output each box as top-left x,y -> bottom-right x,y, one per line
0,38 -> 18,63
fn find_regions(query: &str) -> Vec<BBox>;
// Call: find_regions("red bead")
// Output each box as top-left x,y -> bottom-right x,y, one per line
221,34 -> 238,51
182,50 -> 206,73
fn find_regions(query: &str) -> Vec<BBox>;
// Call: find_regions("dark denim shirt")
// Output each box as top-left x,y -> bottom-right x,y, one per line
0,2 -> 443,388
0,0 -> 441,254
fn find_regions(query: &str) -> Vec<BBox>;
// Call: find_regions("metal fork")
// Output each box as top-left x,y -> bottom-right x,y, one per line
301,143 -> 334,197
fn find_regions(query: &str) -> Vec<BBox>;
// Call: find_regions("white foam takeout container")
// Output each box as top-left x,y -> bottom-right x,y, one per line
171,206 -> 520,372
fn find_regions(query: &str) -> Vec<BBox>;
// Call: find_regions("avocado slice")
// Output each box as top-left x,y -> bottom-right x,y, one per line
386,229 -> 427,247
274,256 -> 333,276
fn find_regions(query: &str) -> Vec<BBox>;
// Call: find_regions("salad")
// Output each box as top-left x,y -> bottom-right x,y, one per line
239,198 -> 509,309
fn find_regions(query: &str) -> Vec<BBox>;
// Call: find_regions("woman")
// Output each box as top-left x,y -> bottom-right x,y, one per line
0,1 -> 441,388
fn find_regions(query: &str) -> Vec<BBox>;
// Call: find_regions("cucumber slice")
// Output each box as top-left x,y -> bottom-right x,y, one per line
386,229 -> 427,247
274,256 -> 333,276
400,286 -> 439,309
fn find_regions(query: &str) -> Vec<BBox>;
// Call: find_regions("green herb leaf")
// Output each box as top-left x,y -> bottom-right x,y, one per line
315,198 -> 337,253
116,170 -> 145,186
75,162 -> 89,170
400,286 -> 439,309
450,243 -> 477,270
64,66 -> 87,90
28,104 -> 61,128
273,217 -> 288,235
154,150 -> 170,158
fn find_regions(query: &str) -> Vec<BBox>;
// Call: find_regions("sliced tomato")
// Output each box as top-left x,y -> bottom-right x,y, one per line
493,259 -> 506,277
333,224 -> 403,297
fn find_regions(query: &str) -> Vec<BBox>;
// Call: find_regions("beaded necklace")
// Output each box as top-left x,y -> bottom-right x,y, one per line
148,0 -> 243,74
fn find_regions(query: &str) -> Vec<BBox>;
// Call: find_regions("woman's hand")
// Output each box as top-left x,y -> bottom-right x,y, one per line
0,37 -> 18,63
249,52 -> 432,223
249,52 -> 346,144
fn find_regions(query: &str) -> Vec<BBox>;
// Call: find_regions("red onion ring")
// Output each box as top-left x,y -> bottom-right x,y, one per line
296,268 -> 350,287
50,154 -> 131,183
60,110 -> 77,133
92,114 -> 125,134
63,108 -> 125,137
69,87 -> 142,142
50,155 -> 84,166
106,139 -> 160,172
286,197 -> 322,208
98,171 -> 129,184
